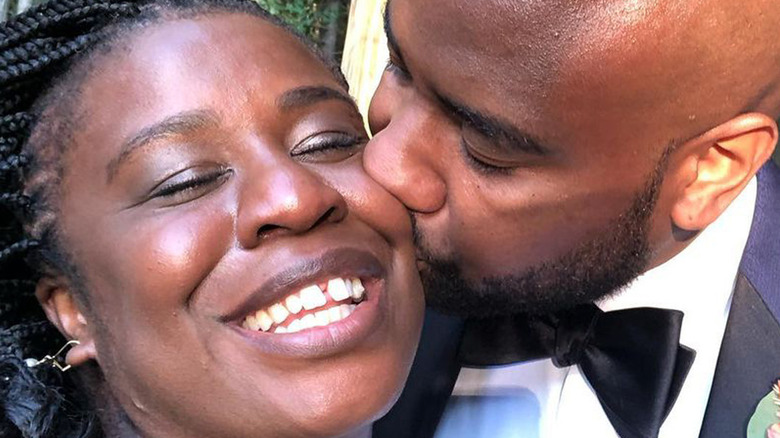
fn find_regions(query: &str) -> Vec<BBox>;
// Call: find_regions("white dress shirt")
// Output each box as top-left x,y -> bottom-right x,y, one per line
435,178 -> 758,438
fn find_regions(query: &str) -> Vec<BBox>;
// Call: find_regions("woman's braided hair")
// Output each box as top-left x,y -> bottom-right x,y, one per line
0,1 -> 345,436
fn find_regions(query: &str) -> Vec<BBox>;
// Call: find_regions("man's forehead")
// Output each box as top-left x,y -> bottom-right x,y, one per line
387,0 -> 676,140
389,0 -> 780,145
387,0 -> 680,97
390,0 -> 686,63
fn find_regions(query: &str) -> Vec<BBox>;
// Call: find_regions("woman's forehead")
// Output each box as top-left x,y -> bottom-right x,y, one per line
88,13 -> 335,99
69,13 -> 340,156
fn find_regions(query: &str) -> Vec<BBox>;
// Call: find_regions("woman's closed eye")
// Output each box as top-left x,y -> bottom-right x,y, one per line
148,165 -> 231,205
290,131 -> 368,163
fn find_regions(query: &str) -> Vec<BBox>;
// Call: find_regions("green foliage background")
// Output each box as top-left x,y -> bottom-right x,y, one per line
254,0 -> 349,60
255,0 -> 341,40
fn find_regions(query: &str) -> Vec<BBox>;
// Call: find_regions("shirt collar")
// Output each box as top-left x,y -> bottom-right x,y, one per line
598,177 -> 757,343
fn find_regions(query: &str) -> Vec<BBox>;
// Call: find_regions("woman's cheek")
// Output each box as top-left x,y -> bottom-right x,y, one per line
319,161 -> 414,243
87,205 -> 235,323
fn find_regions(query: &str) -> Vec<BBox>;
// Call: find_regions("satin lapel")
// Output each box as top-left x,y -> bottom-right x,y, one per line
373,310 -> 465,438
699,275 -> 780,438
700,161 -> 780,437
739,161 -> 780,321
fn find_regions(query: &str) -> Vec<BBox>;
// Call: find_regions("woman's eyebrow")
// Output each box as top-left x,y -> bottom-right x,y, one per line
107,109 -> 219,182
277,86 -> 357,112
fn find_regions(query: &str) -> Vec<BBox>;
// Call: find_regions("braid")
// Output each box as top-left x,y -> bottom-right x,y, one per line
0,2 -> 157,436
0,114 -> 30,162
0,153 -> 27,173
0,1 -> 138,50
0,137 -> 20,157
0,194 -> 32,216
0,239 -> 39,264
0,113 -> 32,135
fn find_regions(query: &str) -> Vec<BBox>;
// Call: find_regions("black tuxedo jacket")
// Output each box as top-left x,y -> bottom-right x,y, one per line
374,161 -> 780,438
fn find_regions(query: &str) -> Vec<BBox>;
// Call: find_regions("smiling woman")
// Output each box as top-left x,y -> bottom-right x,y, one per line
0,1 -> 423,437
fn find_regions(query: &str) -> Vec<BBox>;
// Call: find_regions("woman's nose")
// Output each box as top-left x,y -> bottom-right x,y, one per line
236,162 -> 347,249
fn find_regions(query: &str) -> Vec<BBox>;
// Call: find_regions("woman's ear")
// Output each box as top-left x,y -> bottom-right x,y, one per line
35,277 -> 97,367
671,113 -> 777,231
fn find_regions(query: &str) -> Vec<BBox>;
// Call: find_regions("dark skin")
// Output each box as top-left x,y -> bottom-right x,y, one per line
365,0 -> 780,311
32,13 -> 423,438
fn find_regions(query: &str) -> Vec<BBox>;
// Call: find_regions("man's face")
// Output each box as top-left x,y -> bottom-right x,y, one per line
364,0 -> 693,316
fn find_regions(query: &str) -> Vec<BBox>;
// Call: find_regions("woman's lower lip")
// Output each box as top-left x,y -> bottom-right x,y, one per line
229,279 -> 385,359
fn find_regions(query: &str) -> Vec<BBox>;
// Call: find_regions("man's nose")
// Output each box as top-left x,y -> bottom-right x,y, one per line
236,160 -> 347,249
364,84 -> 447,214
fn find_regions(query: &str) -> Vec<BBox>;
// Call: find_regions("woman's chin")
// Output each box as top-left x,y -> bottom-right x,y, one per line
211,322 -> 414,438
284,377 -> 402,438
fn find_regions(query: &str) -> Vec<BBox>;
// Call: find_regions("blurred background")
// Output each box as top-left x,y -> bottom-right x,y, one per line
254,0 -> 350,62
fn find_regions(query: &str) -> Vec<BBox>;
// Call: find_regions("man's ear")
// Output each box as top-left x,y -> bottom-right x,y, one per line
35,276 -> 97,367
671,113 -> 777,231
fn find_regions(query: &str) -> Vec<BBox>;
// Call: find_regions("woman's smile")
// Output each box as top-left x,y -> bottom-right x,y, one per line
225,247 -> 391,358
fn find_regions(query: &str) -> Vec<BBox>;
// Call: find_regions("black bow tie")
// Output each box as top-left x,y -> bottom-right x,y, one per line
458,304 -> 696,438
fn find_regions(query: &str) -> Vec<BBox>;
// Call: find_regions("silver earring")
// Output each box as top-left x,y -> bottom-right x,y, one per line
24,340 -> 80,372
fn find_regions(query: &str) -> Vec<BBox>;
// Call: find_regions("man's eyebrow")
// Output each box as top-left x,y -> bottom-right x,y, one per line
277,86 -> 357,112
383,0 -> 405,66
383,1 -> 546,155
438,95 -> 549,155
107,109 -> 219,182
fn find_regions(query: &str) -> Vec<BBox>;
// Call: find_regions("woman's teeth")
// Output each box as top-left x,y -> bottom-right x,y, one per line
241,277 -> 366,334
274,304 -> 357,334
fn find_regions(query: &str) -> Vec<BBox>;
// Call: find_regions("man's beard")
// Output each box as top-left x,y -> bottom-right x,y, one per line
415,154 -> 670,318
